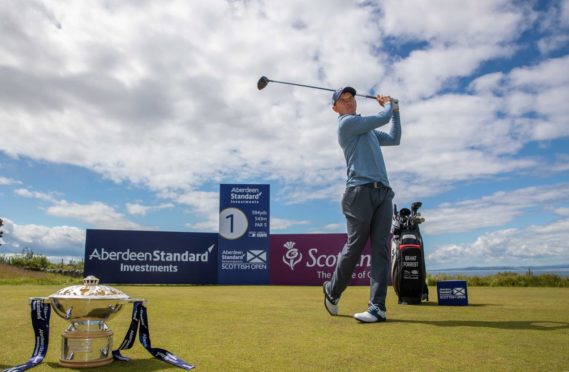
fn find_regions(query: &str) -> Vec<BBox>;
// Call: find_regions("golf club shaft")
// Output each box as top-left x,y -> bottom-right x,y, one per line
269,79 -> 377,100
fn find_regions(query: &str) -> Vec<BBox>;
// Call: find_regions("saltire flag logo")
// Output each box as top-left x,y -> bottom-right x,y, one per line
452,287 -> 466,296
247,250 -> 266,263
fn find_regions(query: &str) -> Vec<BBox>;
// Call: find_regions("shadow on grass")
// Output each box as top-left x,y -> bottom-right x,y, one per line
1,359 -> 190,371
43,358 -> 187,370
387,319 -> 569,331
405,302 -> 491,307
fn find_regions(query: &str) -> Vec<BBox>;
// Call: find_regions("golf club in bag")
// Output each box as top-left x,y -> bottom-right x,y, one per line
391,202 -> 429,305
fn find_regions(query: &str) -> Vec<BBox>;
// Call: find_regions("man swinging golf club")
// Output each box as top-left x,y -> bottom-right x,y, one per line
323,86 -> 401,323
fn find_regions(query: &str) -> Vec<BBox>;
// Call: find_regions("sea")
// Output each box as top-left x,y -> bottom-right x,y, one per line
428,266 -> 569,277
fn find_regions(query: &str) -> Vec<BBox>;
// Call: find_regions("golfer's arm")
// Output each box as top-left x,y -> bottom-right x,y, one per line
376,110 -> 401,146
339,104 -> 393,136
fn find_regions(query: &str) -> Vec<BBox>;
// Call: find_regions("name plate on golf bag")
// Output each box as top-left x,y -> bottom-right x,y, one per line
391,230 -> 427,304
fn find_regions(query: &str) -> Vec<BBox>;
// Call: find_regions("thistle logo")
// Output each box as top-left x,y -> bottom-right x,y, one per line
283,241 -> 302,270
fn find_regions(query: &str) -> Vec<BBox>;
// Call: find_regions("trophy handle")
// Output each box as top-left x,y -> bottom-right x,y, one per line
29,297 -> 51,304
126,298 -> 147,305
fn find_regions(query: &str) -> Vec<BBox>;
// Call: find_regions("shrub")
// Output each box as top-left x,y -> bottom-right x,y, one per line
427,272 -> 569,287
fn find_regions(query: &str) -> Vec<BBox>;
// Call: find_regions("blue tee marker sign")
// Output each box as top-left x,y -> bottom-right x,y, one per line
218,184 -> 270,284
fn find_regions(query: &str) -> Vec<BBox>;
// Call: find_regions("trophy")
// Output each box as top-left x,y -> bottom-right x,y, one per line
31,275 -> 144,368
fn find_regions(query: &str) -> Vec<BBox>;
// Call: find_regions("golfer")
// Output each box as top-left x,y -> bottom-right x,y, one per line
323,86 -> 401,323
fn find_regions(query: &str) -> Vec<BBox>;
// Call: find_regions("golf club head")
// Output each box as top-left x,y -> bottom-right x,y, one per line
411,201 -> 422,213
399,208 -> 411,218
257,76 -> 270,90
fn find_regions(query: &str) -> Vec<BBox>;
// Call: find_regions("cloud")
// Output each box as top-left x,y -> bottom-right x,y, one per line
427,217 -> 569,268
0,0 -> 568,241
315,223 -> 345,233
378,0 -> 531,100
15,188 -> 57,202
271,217 -> 310,231
0,177 -> 20,186
379,0 -> 530,45
0,217 -> 84,257
0,2 -> 562,197
47,201 -> 142,230
388,44 -> 514,100
425,185 -> 569,268
126,202 -> 174,216
14,187 -> 142,230
423,183 -> 569,235
535,0 -> 569,55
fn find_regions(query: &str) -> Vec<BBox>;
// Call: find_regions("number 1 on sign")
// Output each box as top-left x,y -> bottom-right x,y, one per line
226,214 -> 234,233
219,207 -> 248,240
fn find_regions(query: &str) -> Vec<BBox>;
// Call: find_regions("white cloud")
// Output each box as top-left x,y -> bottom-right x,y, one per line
126,202 -> 174,216
554,207 -> 569,217
0,0 -> 568,250
508,55 -> 569,90
537,34 -> 569,55
379,0 -> 529,45
13,186 -> 142,230
0,177 -> 20,186
423,183 -> 569,235
378,0 -> 530,100
468,72 -> 506,95
0,217 -> 84,258
271,218 -> 310,231
15,188 -> 57,202
389,44 -> 513,100
318,223 -> 345,233
47,201 -> 142,230
427,218 -> 569,268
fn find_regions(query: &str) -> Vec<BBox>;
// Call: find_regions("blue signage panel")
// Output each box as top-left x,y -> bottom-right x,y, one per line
84,229 -> 218,284
437,280 -> 469,306
218,184 -> 270,284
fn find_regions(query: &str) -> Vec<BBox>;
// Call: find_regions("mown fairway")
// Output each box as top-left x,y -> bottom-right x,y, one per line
1,285 -> 568,371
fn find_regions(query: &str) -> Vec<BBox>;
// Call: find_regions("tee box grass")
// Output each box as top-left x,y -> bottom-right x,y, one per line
1,285 -> 568,371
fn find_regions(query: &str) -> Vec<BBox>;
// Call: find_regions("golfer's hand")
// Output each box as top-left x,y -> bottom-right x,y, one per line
376,94 -> 391,107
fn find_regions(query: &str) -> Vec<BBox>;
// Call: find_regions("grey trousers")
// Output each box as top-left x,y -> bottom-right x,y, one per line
329,185 -> 394,307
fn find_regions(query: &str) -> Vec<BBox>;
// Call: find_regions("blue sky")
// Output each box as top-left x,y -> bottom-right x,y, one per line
1,0 -> 568,269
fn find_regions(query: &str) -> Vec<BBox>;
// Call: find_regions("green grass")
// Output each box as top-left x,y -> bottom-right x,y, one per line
1,285 -> 568,371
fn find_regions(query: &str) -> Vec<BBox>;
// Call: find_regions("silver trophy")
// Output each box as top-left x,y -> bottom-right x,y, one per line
31,276 -> 144,368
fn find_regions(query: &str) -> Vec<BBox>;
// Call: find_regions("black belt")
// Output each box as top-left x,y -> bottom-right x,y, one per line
361,182 -> 387,189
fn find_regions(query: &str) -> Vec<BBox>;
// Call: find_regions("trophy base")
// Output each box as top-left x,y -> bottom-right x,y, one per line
59,357 -> 114,368
60,329 -> 114,368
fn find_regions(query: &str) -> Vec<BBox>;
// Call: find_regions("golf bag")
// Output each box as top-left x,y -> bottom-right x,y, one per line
391,202 -> 429,304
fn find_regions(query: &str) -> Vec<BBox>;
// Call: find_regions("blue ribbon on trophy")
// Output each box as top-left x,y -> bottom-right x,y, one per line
3,299 -> 50,372
113,301 -> 194,370
3,300 -> 193,371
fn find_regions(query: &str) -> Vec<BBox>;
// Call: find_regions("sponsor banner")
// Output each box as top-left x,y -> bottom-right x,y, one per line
270,234 -> 372,286
84,229 -> 218,284
218,184 -> 270,284
437,280 -> 469,306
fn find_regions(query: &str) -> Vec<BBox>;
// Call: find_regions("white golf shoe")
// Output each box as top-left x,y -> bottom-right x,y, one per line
354,304 -> 386,323
323,281 -> 339,316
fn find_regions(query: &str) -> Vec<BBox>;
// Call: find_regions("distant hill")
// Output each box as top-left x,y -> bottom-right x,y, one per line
0,263 -> 54,279
434,264 -> 569,271
0,263 -> 80,285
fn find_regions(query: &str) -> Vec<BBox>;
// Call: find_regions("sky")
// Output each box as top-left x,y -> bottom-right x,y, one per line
1,0 -> 568,269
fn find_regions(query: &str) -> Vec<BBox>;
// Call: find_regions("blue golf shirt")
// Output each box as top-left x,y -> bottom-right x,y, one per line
337,103 -> 401,188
